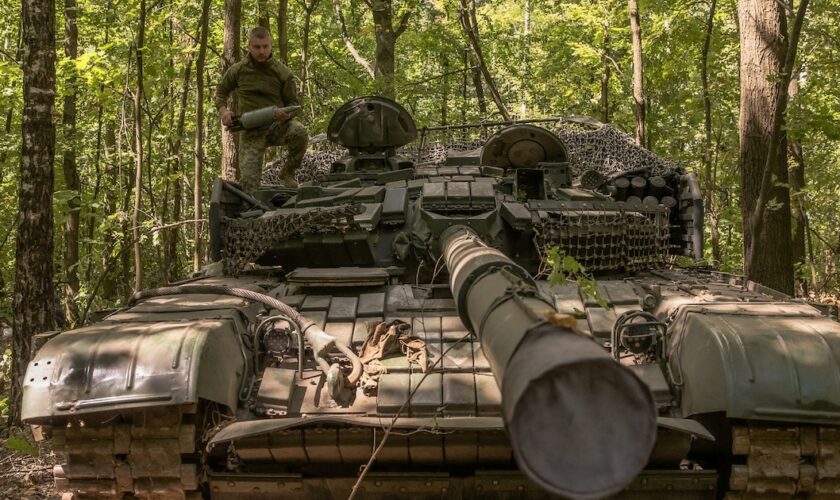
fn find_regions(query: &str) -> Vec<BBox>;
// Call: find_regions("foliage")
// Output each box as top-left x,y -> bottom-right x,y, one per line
0,347 -> 10,420
3,432 -> 38,457
546,247 -> 609,309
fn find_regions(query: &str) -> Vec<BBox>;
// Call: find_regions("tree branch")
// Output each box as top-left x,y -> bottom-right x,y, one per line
80,218 -> 208,324
808,226 -> 840,255
395,11 -> 411,38
458,0 -> 510,120
319,39 -> 366,82
331,0 -> 375,78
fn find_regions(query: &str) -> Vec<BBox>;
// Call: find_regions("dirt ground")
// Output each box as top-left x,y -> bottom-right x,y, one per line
0,428 -> 57,500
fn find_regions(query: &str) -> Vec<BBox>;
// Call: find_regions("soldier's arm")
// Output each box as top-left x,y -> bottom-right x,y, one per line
281,74 -> 300,108
214,65 -> 239,112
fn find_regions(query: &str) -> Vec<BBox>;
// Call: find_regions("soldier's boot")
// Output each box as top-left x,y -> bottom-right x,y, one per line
279,167 -> 298,188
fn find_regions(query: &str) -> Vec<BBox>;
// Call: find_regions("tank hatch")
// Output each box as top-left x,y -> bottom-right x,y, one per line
480,124 -> 569,169
327,96 -> 417,173
327,96 -> 417,151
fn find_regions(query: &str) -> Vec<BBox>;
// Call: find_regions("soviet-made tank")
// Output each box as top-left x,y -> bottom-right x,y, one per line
22,97 -> 840,499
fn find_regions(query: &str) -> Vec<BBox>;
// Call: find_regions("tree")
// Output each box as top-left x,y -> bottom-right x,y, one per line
132,0 -> 147,293
3,0 -> 840,332
459,0 -> 510,120
738,0 -> 809,295
277,0 -> 289,63
194,0 -> 211,272
11,0 -> 57,425
61,0 -> 81,324
331,0 -> 375,81
164,44 -> 194,283
221,0 -> 241,182
297,0 -> 320,104
370,0 -> 410,98
258,0 -> 271,30
600,2 -> 611,123
628,0 -> 645,145
701,0 -> 721,267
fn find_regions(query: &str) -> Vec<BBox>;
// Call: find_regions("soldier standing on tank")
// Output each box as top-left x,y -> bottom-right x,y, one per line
214,27 -> 308,190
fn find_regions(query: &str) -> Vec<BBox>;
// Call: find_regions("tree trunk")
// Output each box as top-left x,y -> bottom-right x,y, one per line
165,47 -> 193,283
118,68 -> 133,301
88,0 -> 112,286
520,0 -> 530,117
789,139 -> 816,291
469,55 -> 486,113
11,0 -> 57,426
62,0 -> 81,325
441,54 -> 449,125
460,0 -> 509,120
194,0 -> 211,272
738,0 -> 807,295
221,0 -> 241,182
465,2 -> 486,114
100,125 -> 118,298
258,0 -> 270,29
628,0 -> 645,145
277,0 -> 289,63
161,15 -> 175,284
701,0 -> 721,267
370,0 -> 400,98
600,12 -> 610,123
460,48 -> 468,122
132,0 -> 146,293
299,0 -> 319,97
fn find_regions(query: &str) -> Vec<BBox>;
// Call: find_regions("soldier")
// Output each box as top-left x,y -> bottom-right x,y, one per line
215,26 -> 308,190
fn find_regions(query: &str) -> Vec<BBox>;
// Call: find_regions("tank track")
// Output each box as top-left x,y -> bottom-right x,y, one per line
51,405 -> 200,499
728,423 -> 840,499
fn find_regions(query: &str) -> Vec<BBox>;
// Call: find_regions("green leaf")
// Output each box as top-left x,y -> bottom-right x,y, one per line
4,434 -> 38,457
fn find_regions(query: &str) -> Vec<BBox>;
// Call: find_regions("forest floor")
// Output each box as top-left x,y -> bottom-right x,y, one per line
0,426 -> 57,499
0,332 -> 57,499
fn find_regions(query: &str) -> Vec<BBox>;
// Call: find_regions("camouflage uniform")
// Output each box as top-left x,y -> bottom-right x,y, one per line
214,54 -> 308,191
239,119 -> 308,192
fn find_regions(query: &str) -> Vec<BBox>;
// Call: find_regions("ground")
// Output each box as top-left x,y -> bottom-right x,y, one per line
0,426 -> 57,499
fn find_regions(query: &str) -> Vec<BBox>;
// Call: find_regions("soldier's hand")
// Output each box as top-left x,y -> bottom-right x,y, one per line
220,108 -> 234,127
275,109 -> 290,122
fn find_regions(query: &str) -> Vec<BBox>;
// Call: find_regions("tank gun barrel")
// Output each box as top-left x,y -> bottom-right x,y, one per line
440,225 -> 657,499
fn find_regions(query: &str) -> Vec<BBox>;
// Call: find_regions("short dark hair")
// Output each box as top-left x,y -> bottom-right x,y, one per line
249,27 -> 271,40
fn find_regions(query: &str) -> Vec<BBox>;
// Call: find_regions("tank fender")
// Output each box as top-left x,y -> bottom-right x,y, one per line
21,310 -> 248,423
667,303 -> 840,424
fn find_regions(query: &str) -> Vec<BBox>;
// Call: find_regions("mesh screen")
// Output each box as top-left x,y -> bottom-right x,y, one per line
533,206 -> 670,273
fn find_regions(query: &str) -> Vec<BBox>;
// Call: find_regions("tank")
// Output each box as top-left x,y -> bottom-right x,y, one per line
22,96 -> 840,499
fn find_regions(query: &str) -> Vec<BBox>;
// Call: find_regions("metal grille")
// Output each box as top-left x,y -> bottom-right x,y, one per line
534,206 -> 670,272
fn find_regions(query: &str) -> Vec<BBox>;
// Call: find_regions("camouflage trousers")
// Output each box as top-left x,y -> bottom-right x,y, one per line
240,119 -> 308,192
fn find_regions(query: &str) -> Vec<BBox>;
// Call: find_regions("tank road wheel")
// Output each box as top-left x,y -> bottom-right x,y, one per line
726,423 -> 840,499
51,405 -> 205,499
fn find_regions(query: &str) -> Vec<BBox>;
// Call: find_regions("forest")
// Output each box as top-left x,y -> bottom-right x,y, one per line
0,0 -> 837,427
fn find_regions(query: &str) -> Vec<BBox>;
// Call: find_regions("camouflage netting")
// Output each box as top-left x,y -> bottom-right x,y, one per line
261,119 -> 682,184
223,204 -> 362,274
